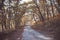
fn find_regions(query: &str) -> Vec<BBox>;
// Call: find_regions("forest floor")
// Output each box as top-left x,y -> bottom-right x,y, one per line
0,14 -> 60,40
32,14 -> 60,40
0,26 -> 24,40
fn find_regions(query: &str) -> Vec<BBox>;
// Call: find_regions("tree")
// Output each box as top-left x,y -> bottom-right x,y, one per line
0,0 -> 5,9
33,0 -> 44,21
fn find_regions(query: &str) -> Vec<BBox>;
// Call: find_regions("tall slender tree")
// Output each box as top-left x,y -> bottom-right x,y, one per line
33,0 -> 44,21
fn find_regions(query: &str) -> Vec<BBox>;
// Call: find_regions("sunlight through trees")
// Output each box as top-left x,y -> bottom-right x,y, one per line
0,0 -> 60,33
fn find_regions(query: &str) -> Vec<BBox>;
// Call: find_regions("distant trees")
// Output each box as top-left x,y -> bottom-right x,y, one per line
0,0 -> 60,33
0,0 -> 5,9
0,0 -> 27,32
56,0 -> 60,13
57,0 -> 60,6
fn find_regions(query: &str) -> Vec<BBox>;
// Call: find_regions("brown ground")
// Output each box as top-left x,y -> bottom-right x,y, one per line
0,14 -> 60,40
0,26 -> 24,40
32,14 -> 60,40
